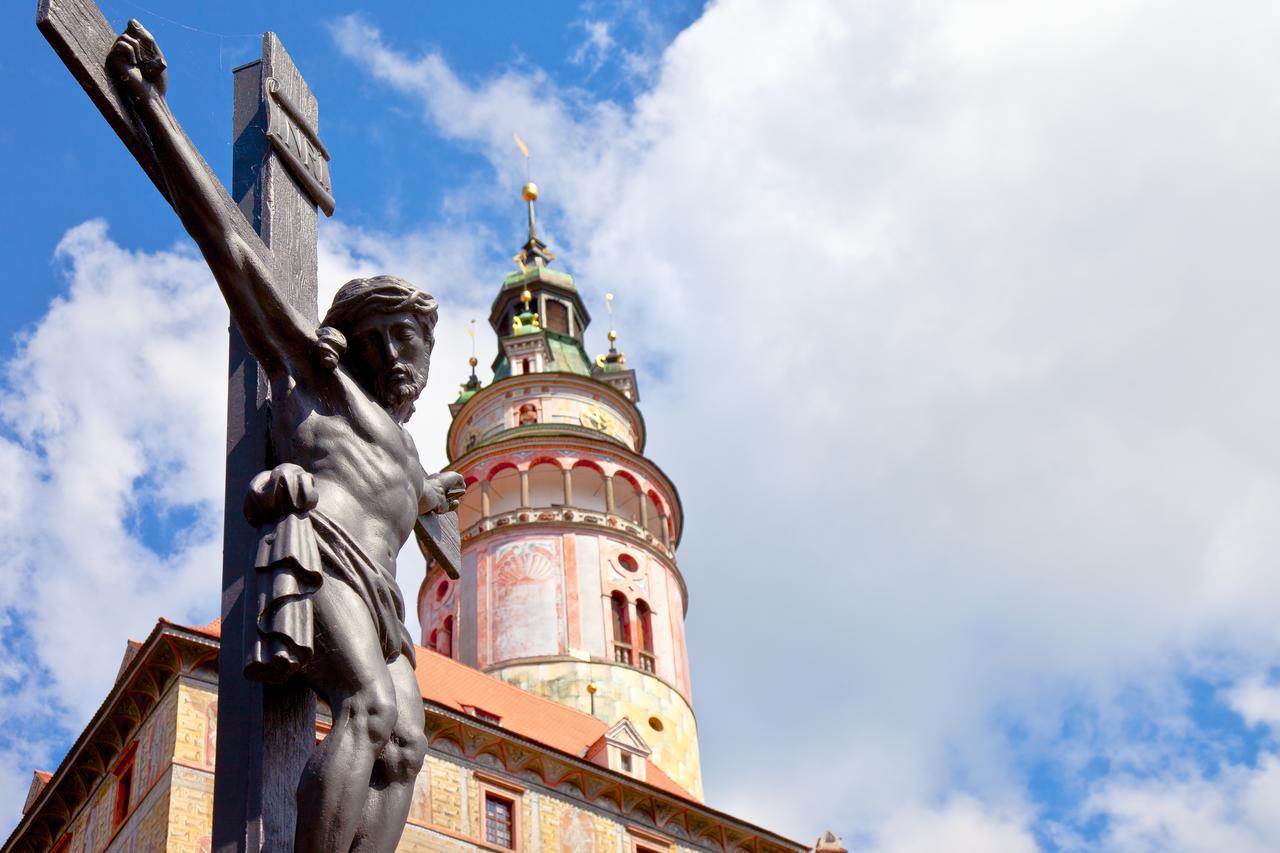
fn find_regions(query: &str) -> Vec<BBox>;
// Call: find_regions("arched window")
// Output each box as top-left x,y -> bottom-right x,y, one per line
645,491 -> 665,538
440,615 -> 454,659
458,479 -> 482,531
526,461 -> 563,507
610,592 -> 631,665
569,462 -> 607,513
488,466 -> 520,515
636,600 -> 655,673
613,473 -> 642,524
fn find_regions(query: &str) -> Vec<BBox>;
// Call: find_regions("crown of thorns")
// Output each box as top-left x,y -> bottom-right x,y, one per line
321,275 -> 439,336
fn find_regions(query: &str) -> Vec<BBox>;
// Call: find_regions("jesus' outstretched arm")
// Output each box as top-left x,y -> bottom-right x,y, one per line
107,20 -> 312,376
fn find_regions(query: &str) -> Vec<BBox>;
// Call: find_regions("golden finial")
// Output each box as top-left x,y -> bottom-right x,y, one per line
520,288 -> 533,306
595,293 -> 625,367
468,356 -> 478,368
522,181 -> 539,202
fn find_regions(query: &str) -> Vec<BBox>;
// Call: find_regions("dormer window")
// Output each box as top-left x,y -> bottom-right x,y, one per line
585,718 -> 651,782
463,705 -> 501,725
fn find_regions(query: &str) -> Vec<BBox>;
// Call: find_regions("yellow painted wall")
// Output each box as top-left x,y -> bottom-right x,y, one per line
52,678 -> 706,852
490,660 -> 703,800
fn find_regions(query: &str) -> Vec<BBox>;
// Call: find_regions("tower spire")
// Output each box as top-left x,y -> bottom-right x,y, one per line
455,319 -> 482,404
596,292 -> 626,369
512,134 -> 555,272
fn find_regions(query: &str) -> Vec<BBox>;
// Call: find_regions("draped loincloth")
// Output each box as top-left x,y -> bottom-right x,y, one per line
243,463 -> 416,684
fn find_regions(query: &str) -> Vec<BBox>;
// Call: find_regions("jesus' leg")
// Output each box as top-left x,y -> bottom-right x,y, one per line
295,580 -> 398,853
349,654 -> 429,853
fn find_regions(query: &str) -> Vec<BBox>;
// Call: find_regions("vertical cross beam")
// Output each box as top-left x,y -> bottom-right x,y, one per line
212,34 -> 330,853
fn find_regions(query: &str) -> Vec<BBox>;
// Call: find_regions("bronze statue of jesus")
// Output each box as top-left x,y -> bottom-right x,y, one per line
108,22 -> 463,852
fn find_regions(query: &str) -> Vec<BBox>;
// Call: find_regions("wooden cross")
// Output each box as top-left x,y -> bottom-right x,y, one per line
38,1 -> 459,849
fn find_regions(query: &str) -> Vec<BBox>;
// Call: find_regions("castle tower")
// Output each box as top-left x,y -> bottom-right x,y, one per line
418,182 -> 702,799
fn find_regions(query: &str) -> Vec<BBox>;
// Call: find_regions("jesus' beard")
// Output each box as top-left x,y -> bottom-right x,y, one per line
374,364 -> 426,420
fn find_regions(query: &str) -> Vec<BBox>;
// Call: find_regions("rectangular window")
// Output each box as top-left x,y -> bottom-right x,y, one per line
110,741 -> 138,830
112,761 -> 134,828
544,300 -> 569,334
620,752 -> 633,773
485,793 -> 515,849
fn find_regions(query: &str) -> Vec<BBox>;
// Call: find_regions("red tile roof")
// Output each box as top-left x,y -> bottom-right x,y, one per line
166,619 -> 692,801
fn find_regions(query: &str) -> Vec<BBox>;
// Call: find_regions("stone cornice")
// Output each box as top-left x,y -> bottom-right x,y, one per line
424,703 -> 805,853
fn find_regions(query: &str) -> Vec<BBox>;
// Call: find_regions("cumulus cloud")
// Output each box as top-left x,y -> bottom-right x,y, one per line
0,222 -> 227,817
873,798 -> 1038,853
1081,756 -> 1280,852
331,0 -> 1280,844
0,213 -> 497,828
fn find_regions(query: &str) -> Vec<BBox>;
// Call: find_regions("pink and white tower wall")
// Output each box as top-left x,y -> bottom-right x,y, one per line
418,182 -> 702,799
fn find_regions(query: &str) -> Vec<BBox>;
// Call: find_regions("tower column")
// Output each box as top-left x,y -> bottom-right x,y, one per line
639,494 -> 649,530
563,468 -> 573,507
520,470 -> 530,508
659,512 -> 670,548
605,475 -> 616,514
481,480 -> 491,519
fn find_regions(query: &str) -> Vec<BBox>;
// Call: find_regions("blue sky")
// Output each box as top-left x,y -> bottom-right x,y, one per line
6,2 -> 1280,850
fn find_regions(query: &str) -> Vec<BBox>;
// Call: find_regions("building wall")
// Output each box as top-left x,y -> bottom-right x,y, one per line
57,682 -> 180,852
136,680 -> 707,853
426,529 -> 692,701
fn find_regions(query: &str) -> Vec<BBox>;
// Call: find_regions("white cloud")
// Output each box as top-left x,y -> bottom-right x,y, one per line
872,798 -> 1038,853
572,20 -> 615,72
0,221 -> 227,819
1229,678 -> 1280,730
1082,756 -> 1280,852
332,0 -> 1280,843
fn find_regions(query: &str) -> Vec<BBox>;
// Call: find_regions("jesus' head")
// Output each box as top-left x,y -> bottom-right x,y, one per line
320,275 -> 439,423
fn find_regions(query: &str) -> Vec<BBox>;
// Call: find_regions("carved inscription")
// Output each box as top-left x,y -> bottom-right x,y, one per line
265,77 -> 335,215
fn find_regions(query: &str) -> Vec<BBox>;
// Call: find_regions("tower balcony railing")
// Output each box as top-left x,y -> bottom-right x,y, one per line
460,505 -> 675,558
612,642 -> 633,665
638,651 -> 656,673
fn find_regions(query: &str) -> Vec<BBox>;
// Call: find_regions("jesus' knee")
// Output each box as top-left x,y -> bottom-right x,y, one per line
381,725 -> 429,785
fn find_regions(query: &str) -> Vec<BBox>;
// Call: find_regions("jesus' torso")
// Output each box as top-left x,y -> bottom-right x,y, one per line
271,366 -> 426,574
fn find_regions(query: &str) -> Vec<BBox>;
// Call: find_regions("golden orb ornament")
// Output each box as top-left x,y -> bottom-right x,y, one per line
520,288 -> 533,305
522,181 -> 539,202
607,330 -> 618,342
468,356 -> 478,367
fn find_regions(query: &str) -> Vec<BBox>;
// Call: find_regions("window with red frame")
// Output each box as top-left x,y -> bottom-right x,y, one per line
112,742 -> 138,829
485,792 -> 515,848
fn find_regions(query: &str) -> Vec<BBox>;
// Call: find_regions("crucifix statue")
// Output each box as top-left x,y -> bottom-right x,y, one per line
38,3 -> 463,851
